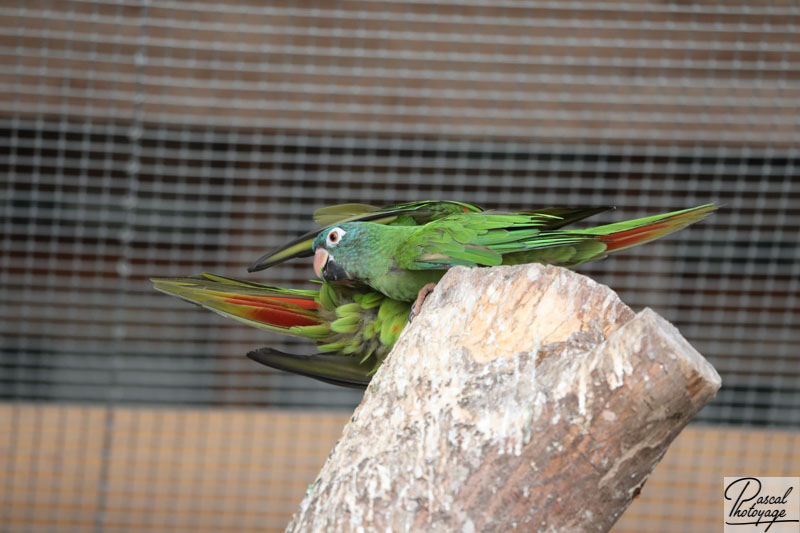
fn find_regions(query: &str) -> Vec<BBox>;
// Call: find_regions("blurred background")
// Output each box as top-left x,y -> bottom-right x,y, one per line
1,1 -> 798,531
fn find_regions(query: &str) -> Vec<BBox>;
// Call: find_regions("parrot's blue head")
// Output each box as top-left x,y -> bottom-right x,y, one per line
312,223 -> 360,282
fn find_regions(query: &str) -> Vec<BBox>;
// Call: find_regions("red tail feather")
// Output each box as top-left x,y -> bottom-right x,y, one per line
242,305 -> 320,328
222,296 -> 320,328
602,222 -> 670,251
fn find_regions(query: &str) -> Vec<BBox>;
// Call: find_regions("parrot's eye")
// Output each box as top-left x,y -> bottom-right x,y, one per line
326,227 -> 345,247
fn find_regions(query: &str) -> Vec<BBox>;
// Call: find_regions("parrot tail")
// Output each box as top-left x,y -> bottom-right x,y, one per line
151,273 -> 323,336
584,203 -> 717,253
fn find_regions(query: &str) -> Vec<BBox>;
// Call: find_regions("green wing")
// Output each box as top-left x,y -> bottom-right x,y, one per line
151,273 -> 323,337
396,204 -> 716,270
395,212 -> 580,269
248,200 -> 484,271
312,203 -> 381,226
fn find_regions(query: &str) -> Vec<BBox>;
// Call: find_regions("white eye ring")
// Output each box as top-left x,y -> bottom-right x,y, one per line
326,227 -> 345,247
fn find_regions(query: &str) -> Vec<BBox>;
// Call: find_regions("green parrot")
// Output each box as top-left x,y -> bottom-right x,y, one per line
154,203 -> 715,387
152,273 -> 409,388
308,204 -> 717,310
153,204 -> 621,387
248,200 -> 613,272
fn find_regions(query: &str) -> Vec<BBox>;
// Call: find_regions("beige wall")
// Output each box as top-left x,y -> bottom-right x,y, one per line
2,403 -> 798,532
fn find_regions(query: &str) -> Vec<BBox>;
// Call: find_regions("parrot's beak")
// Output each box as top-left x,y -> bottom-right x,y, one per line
313,248 -> 329,279
313,248 -> 350,282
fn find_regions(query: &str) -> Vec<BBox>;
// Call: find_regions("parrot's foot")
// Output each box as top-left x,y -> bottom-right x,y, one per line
409,283 -> 437,322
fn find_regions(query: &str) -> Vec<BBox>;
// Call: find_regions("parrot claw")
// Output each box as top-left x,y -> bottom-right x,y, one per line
408,283 -> 437,322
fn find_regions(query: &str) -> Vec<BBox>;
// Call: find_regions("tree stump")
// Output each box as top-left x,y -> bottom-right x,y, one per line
287,264 -> 721,533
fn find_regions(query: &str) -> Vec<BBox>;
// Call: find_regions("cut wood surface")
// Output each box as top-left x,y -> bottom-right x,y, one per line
287,264 -> 721,532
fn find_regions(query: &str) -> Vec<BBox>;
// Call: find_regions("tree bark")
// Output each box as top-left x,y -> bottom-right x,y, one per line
287,264 -> 721,533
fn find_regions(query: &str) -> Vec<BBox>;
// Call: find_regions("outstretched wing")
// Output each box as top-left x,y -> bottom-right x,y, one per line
154,273 -> 411,388
395,212 -> 578,269
397,204 -> 717,270
151,273 -> 322,336
248,200 -> 484,271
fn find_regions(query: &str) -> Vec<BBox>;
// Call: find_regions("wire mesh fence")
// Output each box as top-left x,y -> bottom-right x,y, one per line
1,1 -> 799,531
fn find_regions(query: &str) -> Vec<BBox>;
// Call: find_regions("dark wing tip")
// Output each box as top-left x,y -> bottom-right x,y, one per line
247,232 -> 319,272
246,348 -> 370,389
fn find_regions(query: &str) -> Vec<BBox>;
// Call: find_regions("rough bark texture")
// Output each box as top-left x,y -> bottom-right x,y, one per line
286,264 -> 721,533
